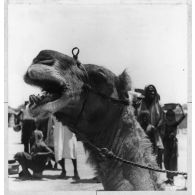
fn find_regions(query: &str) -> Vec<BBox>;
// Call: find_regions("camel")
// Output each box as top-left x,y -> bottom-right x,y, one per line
24,49 -> 162,190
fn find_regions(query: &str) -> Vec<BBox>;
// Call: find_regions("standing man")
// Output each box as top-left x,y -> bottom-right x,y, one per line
19,101 -> 36,153
163,104 -> 185,185
137,85 -> 164,168
49,115 -> 80,180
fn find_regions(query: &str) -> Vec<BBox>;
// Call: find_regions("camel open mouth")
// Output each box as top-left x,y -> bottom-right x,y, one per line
25,71 -> 70,117
28,81 -> 65,109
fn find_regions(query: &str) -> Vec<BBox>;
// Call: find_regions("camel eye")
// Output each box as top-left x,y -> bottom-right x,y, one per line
39,59 -> 54,66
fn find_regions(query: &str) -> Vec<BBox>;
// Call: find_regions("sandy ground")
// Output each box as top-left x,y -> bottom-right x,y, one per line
7,127 -> 188,193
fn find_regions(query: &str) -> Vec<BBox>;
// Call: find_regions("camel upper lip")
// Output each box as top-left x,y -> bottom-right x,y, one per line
24,63 -> 67,93
25,73 -> 66,94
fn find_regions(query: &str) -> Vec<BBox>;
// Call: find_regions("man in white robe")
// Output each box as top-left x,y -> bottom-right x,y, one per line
48,115 -> 80,179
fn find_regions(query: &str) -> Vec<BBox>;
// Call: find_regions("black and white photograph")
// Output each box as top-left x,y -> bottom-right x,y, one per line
6,0 -> 191,194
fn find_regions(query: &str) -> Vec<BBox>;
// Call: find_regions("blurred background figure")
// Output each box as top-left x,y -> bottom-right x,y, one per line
44,116 -> 56,169
17,101 -> 36,153
138,110 -> 156,150
163,104 -> 185,185
35,117 -> 49,142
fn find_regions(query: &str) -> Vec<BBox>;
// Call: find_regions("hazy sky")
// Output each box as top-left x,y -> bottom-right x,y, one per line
8,3 -> 188,108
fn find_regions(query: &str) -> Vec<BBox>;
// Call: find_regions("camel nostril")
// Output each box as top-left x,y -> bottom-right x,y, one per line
27,66 -> 37,79
32,59 -> 54,66
27,68 -> 32,78
39,59 -> 54,66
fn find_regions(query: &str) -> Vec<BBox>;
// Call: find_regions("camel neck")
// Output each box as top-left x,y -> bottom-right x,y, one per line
90,105 -> 128,152
83,105 -> 160,190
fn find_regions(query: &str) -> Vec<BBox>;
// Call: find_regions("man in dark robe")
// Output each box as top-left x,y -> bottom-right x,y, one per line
163,104 -> 185,185
19,101 -> 36,153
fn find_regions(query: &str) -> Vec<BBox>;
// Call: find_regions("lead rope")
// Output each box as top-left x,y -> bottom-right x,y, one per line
88,137 -> 188,188
73,126 -> 187,177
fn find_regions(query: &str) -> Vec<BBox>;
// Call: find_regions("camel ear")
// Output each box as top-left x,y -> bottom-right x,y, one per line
117,70 -> 132,100
118,70 -> 132,91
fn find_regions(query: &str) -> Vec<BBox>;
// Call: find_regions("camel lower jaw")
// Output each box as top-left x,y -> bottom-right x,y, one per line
28,90 -> 82,119
28,96 -> 71,118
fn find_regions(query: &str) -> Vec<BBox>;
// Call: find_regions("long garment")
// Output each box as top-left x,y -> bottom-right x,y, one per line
50,116 -> 77,162
20,108 -> 36,153
163,121 -> 179,180
137,99 -> 164,167
45,116 -> 54,149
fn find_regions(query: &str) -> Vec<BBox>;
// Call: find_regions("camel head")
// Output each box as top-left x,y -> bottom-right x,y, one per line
24,49 -> 132,136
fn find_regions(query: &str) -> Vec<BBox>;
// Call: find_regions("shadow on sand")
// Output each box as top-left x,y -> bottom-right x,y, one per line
10,175 -> 73,181
71,178 -> 101,184
42,175 -> 73,180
